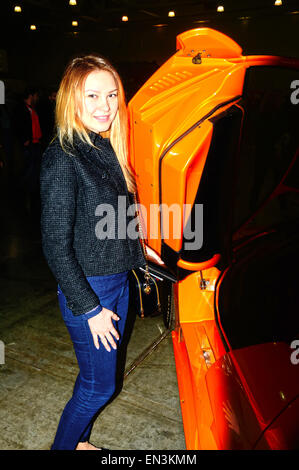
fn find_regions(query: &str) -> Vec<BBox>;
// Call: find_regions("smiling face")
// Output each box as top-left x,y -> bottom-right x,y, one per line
78,69 -> 119,134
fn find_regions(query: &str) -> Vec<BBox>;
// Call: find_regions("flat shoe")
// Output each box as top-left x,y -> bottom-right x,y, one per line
90,443 -> 109,451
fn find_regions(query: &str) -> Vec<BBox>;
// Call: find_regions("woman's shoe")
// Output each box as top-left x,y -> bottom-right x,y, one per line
76,441 -> 109,451
88,442 -> 109,451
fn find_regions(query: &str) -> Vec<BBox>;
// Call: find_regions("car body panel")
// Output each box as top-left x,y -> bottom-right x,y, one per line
128,27 -> 299,449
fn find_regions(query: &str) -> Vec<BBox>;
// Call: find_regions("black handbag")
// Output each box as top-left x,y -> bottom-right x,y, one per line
131,193 -> 161,318
131,267 -> 161,318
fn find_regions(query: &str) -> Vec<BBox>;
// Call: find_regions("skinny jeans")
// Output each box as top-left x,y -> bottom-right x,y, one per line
51,271 -> 129,450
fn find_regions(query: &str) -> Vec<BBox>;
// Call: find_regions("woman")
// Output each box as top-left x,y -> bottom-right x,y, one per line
40,55 -> 162,450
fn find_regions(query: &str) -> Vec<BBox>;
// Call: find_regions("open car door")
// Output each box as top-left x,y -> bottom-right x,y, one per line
128,28 -> 299,449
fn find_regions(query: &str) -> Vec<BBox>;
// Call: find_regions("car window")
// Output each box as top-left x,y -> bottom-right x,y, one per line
217,65 -> 299,351
232,66 -> 299,242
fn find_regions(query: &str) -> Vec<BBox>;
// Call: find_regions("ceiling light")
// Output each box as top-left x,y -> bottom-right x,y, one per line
217,5 -> 224,12
14,5 -> 22,12
69,0 -> 77,5
274,0 -> 282,5
72,20 -> 78,26
30,25 -> 36,30
122,16 -> 128,22
168,11 -> 175,17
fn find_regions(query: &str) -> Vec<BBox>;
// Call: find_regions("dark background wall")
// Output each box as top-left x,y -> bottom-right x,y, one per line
0,5 -> 298,101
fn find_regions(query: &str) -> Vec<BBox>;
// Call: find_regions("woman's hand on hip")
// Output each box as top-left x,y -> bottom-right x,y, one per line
88,308 -> 120,352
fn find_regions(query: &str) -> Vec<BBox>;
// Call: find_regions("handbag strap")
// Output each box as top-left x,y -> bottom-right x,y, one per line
132,269 -> 145,317
133,192 -> 150,282
133,193 -> 161,318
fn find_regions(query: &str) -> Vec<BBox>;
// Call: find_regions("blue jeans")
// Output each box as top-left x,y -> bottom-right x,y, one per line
51,271 -> 130,450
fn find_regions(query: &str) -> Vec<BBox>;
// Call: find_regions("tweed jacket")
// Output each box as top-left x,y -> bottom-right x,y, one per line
40,132 -> 146,316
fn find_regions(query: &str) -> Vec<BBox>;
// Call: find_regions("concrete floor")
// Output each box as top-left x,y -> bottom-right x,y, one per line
0,170 -> 185,450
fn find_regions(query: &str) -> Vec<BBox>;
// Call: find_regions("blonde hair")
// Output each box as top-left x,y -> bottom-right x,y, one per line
55,54 -> 136,192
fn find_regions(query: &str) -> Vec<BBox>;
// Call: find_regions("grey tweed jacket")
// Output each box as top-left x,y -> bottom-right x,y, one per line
40,131 -> 145,315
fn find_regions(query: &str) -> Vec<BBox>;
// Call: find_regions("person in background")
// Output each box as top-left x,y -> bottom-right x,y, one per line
14,87 -> 42,214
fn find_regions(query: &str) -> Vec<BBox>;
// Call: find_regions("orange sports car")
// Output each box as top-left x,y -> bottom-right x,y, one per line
128,28 -> 299,450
